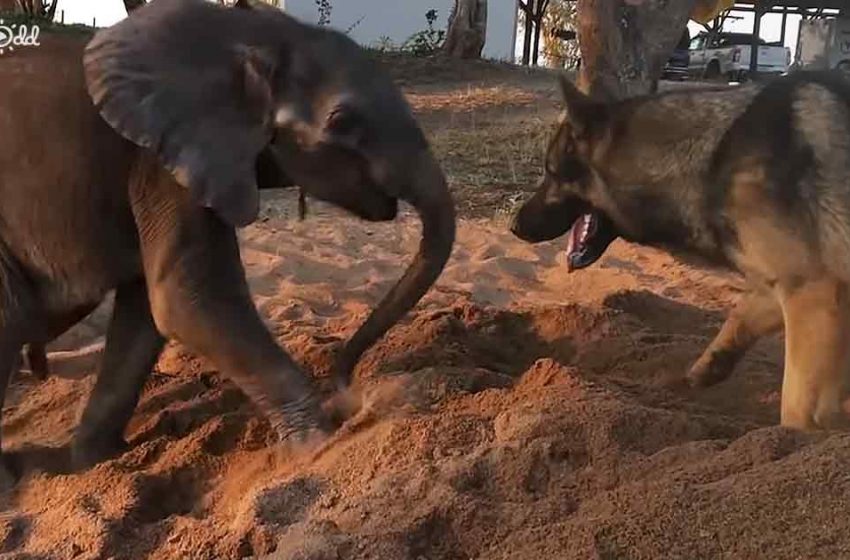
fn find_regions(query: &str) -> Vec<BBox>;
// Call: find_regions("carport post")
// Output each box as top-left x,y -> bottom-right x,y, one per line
749,5 -> 764,76
779,6 -> 788,46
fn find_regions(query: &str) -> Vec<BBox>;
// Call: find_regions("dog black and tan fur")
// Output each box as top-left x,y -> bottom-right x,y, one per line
511,71 -> 850,431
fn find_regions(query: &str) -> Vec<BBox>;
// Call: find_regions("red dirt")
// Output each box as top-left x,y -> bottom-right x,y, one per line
1,198 -> 849,560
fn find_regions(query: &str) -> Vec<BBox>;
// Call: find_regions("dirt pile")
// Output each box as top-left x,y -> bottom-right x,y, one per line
6,36 -> 842,559
1,200 -> 849,559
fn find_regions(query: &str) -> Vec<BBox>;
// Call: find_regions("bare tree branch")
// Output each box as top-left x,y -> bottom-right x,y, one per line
539,0 -> 551,20
9,0 -> 58,19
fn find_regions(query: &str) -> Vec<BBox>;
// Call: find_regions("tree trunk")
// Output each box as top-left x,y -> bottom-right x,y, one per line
576,0 -> 698,99
521,8 -> 533,65
444,0 -> 488,58
123,0 -> 146,14
532,16 -> 543,65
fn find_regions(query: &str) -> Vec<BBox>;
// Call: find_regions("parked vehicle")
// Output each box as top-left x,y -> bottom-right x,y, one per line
662,29 -> 691,80
793,17 -> 850,75
688,31 -> 790,81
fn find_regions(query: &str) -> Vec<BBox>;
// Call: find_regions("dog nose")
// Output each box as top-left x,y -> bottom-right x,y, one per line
509,212 -> 523,236
509,209 -> 542,243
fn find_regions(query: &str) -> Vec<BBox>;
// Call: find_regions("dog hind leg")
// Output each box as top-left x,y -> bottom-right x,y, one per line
778,276 -> 850,430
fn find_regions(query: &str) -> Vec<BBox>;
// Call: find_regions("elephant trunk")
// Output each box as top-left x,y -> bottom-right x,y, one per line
333,151 -> 456,389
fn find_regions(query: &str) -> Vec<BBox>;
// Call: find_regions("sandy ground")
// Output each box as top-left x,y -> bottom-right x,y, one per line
2,193 -> 850,559
5,37 -> 850,559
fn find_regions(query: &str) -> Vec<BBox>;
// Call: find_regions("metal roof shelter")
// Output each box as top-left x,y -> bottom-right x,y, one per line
726,1 -> 849,73
535,0 -> 850,73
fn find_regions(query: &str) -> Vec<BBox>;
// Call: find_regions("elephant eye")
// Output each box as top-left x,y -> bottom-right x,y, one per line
326,108 -> 366,145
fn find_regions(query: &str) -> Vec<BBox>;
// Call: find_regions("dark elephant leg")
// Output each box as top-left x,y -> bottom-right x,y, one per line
0,278 -> 31,481
130,163 -> 329,445
72,279 -> 165,468
20,303 -> 100,381
0,334 -> 22,483
23,343 -> 48,380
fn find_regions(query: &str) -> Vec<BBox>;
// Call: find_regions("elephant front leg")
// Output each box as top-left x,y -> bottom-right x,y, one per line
778,277 -> 850,431
149,288 -> 330,445
131,172 -> 329,446
72,279 -> 165,469
687,286 -> 784,388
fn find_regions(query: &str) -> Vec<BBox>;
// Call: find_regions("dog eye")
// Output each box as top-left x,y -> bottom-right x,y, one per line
553,157 -> 587,183
559,160 -> 582,180
545,153 -> 564,177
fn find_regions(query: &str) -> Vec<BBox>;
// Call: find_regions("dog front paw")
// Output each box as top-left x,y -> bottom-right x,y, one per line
686,349 -> 740,388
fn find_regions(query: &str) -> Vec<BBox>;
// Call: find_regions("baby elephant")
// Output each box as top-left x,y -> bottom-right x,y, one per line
0,0 -> 454,474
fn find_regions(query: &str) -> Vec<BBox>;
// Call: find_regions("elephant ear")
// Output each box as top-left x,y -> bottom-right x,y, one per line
83,0 -> 280,227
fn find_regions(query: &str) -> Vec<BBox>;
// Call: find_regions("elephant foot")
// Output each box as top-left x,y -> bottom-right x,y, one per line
71,436 -> 129,470
686,349 -> 740,388
322,387 -> 363,429
277,427 -> 331,460
275,388 -> 334,436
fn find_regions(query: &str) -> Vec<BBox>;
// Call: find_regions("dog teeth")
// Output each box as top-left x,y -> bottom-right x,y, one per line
580,214 -> 591,242
565,214 -> 594,268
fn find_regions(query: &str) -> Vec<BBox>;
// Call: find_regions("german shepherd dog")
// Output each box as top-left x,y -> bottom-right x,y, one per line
511,71 -> 850,431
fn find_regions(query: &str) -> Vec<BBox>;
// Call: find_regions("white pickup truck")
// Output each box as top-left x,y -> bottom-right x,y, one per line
688,31 -> 791,81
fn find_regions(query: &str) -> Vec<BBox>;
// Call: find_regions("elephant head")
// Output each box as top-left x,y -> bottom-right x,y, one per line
83,0 -> 456,389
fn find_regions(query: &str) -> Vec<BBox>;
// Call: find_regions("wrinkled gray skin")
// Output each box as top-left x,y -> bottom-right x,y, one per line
0,0 -> 455,473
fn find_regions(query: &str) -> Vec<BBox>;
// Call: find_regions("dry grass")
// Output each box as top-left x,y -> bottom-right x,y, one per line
406,85 -> 539,113
375,53 -> 718,220
426,111 -> 556,217
370,54 -> 569,219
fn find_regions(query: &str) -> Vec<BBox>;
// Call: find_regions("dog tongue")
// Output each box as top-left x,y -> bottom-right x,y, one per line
565,214 -> 592,272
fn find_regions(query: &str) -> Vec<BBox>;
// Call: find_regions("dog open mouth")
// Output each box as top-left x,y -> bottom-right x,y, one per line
564,211 -> 618,272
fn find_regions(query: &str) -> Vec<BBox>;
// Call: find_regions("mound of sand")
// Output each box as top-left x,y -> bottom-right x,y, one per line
1,193 -> 849,560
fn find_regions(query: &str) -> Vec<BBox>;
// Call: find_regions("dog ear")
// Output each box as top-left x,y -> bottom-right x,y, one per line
558,74 -> 589,108
233,0 -> 279,12
558,74 -> 608,140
